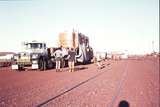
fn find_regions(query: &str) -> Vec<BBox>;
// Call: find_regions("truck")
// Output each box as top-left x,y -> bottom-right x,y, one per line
58,31 -> 93,65
11,40 -> 55,70
11,30 -> 93,71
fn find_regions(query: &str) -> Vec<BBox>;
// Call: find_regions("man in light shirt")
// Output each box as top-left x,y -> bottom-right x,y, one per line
95,52 -> 103,69
53,47 -> 63,72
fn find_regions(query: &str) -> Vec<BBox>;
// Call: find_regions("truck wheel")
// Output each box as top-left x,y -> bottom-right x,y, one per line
87,60 -> 92,64
18,65 -> 24,71
39,58 -> 47,71
47,60 -> 53,69
17,65 -> 21,71
43,60 -> 46,70
39,59 -> 44,71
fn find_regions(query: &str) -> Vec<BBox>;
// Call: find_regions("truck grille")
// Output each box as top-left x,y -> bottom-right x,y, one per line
17,56 -> 31,65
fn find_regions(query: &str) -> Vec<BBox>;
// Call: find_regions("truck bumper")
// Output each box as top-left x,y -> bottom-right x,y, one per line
32,64 -> 39,69
11,64 -> 18,70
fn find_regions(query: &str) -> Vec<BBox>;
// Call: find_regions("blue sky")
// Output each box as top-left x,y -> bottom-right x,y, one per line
0,0 -> 159,54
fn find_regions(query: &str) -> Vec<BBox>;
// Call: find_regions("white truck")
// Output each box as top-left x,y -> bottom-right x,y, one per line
11,31 -> 94,70
11,40 -> 55,70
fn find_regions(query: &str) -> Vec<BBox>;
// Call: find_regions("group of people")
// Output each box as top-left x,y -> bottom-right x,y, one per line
53,47 -> 76,72
53,47 -> 105,72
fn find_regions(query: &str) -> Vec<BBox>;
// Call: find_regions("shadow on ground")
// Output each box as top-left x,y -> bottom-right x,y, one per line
118,100 -> 130,107
74,66 -> 88,71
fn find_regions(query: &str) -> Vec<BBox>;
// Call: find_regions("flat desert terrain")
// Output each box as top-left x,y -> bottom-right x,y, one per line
0,56 -> 159,107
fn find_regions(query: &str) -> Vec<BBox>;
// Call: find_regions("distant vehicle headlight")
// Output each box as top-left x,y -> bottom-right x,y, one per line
32,54 -> 38,59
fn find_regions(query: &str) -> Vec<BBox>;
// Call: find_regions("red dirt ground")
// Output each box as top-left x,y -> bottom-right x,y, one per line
0,56 -> 159,107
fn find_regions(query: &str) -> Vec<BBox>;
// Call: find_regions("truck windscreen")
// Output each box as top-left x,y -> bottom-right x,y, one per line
28,43 -> 43,49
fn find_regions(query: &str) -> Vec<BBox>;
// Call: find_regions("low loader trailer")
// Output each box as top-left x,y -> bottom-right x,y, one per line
58,31 -> 93,65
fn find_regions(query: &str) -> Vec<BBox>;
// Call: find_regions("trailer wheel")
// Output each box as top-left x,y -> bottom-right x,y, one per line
87,60 -> 92,64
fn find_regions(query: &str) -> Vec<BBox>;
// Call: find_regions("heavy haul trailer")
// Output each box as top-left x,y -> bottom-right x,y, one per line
59,31 -> 93,64
11,41 -> 55,71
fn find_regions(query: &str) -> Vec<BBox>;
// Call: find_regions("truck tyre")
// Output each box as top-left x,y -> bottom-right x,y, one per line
43,60 -> 46,70
18,65 -> 21,71
39,57 -> 47,71
18,65 -> 24,71
39,59 -> 44,71
47,60 -> 53,69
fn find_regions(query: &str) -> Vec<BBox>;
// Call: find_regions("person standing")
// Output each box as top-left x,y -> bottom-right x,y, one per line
95,52 -> 103,69
61,47 -> 68,68
68,48 -> 76,72
53,47 -> 63,72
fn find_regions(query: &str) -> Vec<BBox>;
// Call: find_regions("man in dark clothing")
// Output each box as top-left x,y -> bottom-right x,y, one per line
68,48 -> 76,72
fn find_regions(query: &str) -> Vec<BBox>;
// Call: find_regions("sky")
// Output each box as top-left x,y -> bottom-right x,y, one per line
0,0 -> 159,54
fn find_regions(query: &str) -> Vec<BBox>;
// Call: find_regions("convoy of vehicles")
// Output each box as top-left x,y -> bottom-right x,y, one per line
11,30 -> 94,70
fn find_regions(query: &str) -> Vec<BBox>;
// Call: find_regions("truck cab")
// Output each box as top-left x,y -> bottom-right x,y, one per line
11,41 -> 49,70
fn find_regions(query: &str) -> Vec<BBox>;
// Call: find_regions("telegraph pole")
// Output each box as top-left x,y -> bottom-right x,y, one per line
152,41 -> 155,53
